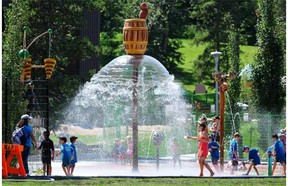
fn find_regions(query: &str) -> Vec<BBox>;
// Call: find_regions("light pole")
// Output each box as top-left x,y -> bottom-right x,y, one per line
211,51 -> 222,114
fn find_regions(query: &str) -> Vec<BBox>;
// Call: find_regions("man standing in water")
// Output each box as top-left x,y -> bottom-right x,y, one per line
20,114 -> 37,176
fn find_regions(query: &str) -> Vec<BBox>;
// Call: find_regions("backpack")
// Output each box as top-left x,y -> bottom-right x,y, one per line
12,126 -> 27,145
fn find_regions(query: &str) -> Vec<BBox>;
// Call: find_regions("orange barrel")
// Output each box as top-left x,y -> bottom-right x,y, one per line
123,19 -> 148,55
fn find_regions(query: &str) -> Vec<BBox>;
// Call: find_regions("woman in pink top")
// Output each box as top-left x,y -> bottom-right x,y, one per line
185,121 -> 215,177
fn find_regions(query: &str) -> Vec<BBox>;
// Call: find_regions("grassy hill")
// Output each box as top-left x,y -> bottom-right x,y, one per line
176,39 -> 258,93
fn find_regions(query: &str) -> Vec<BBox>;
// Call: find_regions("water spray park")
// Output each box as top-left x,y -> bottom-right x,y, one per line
2,1 -> 286,185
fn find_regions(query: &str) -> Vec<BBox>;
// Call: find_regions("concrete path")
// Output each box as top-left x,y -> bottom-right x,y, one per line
28,160 -> 284,177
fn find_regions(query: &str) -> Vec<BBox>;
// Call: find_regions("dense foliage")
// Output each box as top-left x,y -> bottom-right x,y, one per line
252,0 -> 285,150
252,0 -> 285,115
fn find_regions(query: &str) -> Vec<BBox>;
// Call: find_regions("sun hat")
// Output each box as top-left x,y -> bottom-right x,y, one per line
234,132 -> 240,137
21,114 -> 32,120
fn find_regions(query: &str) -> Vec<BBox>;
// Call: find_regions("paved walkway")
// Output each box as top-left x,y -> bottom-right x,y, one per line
28,159 -> 284,177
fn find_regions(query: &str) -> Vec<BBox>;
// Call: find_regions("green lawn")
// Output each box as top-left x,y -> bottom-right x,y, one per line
239,45 -> 257,68
3,177 -> 286,186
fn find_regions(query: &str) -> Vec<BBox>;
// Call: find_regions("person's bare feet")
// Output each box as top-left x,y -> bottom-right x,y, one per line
199,173 -> 203,177
210,172 -> 215,177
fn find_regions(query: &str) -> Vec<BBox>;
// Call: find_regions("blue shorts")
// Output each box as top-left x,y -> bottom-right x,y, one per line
62,157 -> 71,167
251,158 -> 260,165
276,157 -> 286,164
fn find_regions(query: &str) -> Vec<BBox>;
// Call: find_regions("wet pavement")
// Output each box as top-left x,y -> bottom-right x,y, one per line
28,158 -> 285,177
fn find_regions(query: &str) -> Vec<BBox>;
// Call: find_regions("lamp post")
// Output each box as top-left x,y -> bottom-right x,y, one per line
211,51 -> 222,114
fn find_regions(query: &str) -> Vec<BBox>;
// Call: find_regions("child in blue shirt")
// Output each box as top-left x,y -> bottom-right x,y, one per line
56,137 -> 74,176
208,136 -> 219,172
242,146 -> 260,175
272,134 -> 286,176
228,132 -> 240,175
69,136 -> 78,176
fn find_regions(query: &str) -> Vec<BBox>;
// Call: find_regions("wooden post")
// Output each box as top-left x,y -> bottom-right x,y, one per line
132,56 -> 140,172
213,72 -> 235,172
123,3 -> 149,173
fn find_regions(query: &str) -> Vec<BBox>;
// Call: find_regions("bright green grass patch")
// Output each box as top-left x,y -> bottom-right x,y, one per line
239,45 -> 258,68
178,40 -> 207,72
176,40 -> 207,93
3,177 -> 286,186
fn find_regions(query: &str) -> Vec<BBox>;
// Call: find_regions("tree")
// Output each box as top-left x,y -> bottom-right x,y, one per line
2,1 -> 31,143
225,19 -> 242,157
145,0 -> 195,73
191,0 -> 257,87
94,0 -> 129,67
225,25 -> 241,137
274,0 -> 286,51
252,0 -> 285,150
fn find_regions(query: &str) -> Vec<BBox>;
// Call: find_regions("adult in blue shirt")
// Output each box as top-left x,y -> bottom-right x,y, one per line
20,114 -> 37,175
272,134 -> 286,176
242,146 -> 260,175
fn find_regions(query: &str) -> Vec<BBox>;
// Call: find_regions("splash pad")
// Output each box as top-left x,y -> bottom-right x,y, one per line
45,2 -> 280,178
61,2 -> 193,175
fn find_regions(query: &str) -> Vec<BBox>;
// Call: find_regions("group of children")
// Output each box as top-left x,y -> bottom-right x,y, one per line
112,136 -> 133,165
37,119 -> 286,176
37,131 -> 78,176
226,129 -> 286,176
188,114 -> 286,176
205,116 -> 260,176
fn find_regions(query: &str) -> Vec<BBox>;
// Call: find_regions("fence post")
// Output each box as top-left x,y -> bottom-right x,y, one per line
267,147 -> 272,176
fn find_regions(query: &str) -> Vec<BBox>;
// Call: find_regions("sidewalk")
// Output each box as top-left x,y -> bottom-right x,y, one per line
28,159 -> 282,177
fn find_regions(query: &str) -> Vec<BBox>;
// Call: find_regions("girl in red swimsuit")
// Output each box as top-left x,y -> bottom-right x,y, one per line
185,121 -> 215,177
